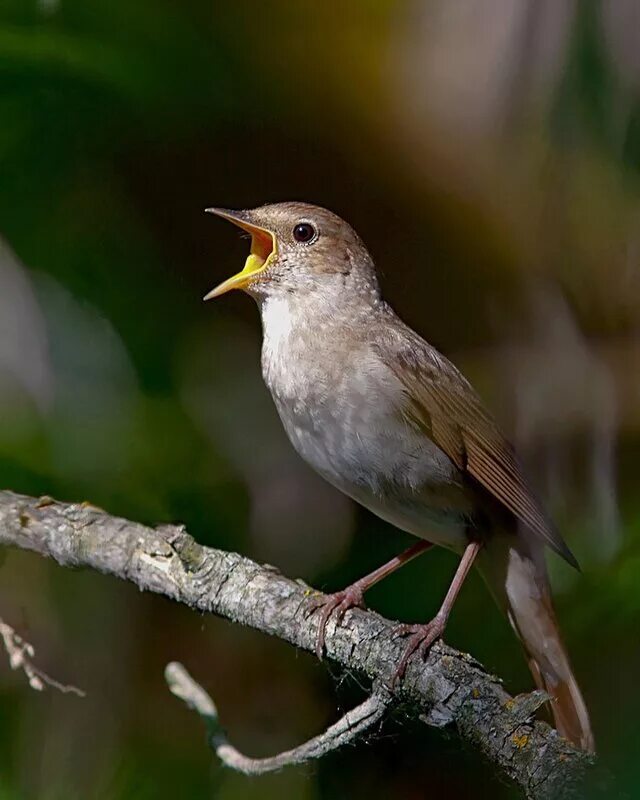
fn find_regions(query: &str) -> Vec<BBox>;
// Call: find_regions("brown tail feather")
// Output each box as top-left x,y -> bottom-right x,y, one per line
478,534 -> 595,753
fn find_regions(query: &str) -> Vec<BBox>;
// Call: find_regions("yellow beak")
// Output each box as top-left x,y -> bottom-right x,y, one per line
203,208 -> 276,300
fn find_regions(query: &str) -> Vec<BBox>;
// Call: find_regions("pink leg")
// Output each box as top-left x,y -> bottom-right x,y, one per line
392,540 -> 482,684
310,540 -> 433,658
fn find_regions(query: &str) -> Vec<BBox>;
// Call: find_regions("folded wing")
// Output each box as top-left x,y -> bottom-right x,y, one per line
377,334 -> 578,568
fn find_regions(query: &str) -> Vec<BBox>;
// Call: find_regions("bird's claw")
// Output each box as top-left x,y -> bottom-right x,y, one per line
307,585 -> 367,659
390,616 -> 446,687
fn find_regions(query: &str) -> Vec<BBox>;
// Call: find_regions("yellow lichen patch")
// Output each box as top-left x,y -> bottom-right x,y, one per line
80,500 -> 105,511
472,688 -> 480,699
512,733 -> 529,749
36,496 -> 55,508
503,699 -> 515,711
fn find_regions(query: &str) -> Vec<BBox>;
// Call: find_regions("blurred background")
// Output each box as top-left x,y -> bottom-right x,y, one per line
0,1 -> 639,797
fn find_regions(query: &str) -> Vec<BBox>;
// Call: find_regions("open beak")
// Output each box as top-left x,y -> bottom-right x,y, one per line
203,208 -> 276,300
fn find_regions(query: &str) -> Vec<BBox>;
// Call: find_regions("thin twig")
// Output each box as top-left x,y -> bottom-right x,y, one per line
165,662 -> 391,774
0,618 -> 84,696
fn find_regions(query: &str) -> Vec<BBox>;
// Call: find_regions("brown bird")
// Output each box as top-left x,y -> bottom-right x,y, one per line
205,201 -> 594,752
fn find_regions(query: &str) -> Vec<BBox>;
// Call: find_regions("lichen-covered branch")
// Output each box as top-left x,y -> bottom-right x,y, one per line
0,490 -> 593,798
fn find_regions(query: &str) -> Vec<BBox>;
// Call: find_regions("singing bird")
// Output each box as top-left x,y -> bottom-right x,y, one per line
204,202 -> 594,752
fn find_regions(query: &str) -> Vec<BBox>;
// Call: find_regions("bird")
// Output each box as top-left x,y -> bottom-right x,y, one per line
204,201 -> 594,753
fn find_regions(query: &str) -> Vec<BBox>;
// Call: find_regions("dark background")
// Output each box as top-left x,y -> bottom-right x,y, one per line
1,1 -> 639,797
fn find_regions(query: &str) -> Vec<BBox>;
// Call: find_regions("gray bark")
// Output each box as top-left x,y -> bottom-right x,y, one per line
0,489 -> 593,798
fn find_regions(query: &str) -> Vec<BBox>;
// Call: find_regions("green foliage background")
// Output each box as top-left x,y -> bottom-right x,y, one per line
1,1 -> 639,797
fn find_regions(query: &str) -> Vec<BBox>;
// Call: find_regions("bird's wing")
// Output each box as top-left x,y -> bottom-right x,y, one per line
376,330 -> 578,568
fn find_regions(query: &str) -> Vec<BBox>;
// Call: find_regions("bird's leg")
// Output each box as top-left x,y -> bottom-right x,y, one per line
309,540 -> 433,659
392,540 -> 481,684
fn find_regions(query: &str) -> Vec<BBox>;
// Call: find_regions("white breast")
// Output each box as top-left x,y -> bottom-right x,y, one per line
261,295 -> 295,367
258,293 -> 469,550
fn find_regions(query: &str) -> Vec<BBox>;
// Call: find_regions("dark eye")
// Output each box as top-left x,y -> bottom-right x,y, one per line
293,222 -> 317,243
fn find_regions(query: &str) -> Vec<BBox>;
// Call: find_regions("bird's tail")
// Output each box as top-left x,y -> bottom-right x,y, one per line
478,533 -> 595,753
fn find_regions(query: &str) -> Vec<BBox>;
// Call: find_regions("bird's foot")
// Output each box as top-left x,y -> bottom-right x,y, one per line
390,615 -> 446,687
307,584 -> 367,659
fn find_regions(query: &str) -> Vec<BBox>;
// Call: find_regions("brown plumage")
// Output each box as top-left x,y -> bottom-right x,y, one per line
205,201 -> 595,752
384,334 -> 578,567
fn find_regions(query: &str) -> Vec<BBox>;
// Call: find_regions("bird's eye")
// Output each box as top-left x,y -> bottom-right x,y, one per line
293,222 -> 317,244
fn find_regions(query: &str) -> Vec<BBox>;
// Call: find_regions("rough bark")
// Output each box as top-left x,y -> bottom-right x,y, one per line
0,489 -> 594,798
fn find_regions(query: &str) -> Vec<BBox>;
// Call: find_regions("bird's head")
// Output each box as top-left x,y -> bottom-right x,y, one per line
204,202 -> 378,302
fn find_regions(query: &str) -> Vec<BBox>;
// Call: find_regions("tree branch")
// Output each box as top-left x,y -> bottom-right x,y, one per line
0,489 -> 593,798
